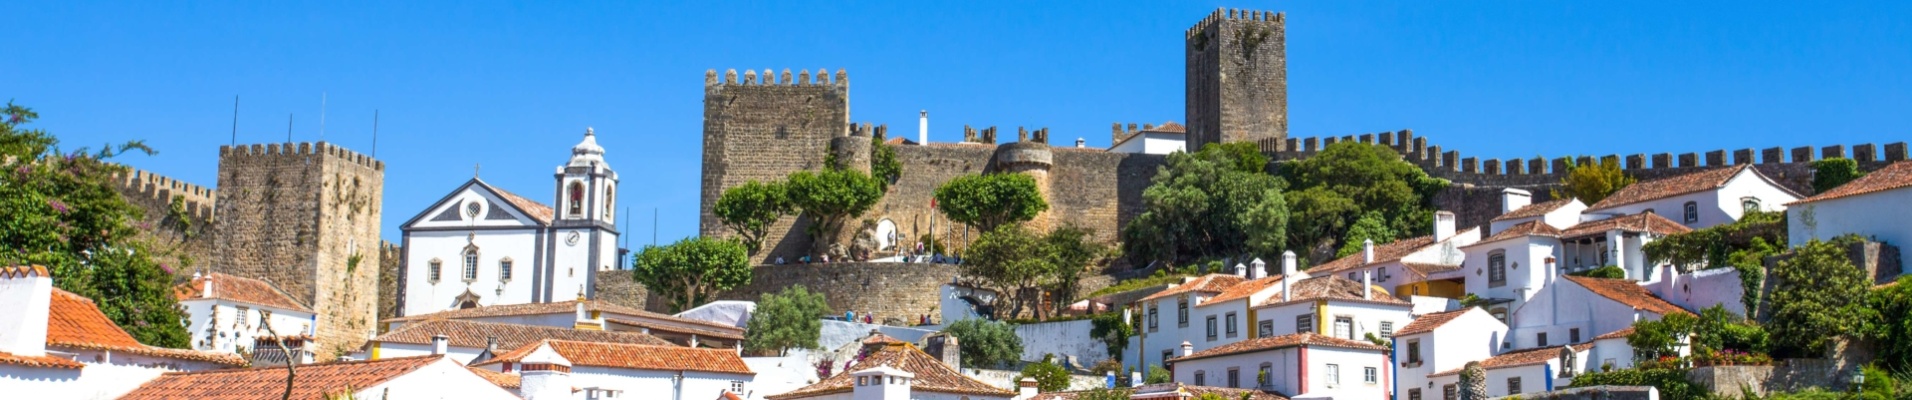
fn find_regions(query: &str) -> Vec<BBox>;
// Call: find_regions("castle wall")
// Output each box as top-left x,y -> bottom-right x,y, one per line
111,168 -> 219,279
1186,8 -> 1287,151
708,263 -> 961,325
698,69 -> 849,255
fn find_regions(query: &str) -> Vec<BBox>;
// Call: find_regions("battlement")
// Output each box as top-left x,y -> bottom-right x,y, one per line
1186,8 -> 1283,39
218,141 -> 385,171
705,68 -> 847,87
846,122 -> 889,139
113,168 -> 218,221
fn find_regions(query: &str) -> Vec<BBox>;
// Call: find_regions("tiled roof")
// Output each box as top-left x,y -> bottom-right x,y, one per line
766,343 -> 1014,399
47,288 -> 247,367
1255,275 -> 1407,307
1564,276 -> 1692,316
1492,199 -> 1578,222
476,340 -> 754,375
1030,383 -> 1288,400
1588,165 -> 1755,210
482,180 -> 555,224
718,392 -> 746,400
1402,262 -> 1462,275
1791,160 -> 1912,205
372,319 -> 673,350
1394,308 -> 1473,337
607,317 -> 747,340
1430,344 -> 1592,376
1171,333 -> 1388,363
387,299 -> 743,335
1593,327 -> 1635,341
1309,235 -> 1439,276
173,272 -> 314,313
0,350 -> 84,369
1559,212 -> 1692,239
1138,274 -> 1246,303
1205,275 -> 1285,305
120,355 -> 447,399
1469,220 -> 1562,247
467,366 -> 521,388
0,265 -> 48,278
1143,122 -> 1186,133
860,331 -> 910,346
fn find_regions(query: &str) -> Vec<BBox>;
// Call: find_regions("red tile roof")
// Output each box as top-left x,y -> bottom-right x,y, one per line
47,288 -> 247,367
387,299 -> 744,336
1138,274 -> 1246,303
482,180 -> 556,224
0,350 -> 84,369
1393,308 -> 1475,337
766,343 -> 1014,399
1492,199 -> 1578,222
1791,160 -> 1912,205
467,366 -> 521,388
1205,275 -> 1285,305
1589,165 -> 1800,210
1593,327 -> 1635,341
1563,275 -> 1692,316
1559,212 -> 1693,239
1430,344 -> 1592,376
120,355 -> 449,400
1030,383 -> 1289,400
1171,333 -> 1388,363
1469,220 -> 1563,247
1255,276 -> 1407,307
1308,235 -> 1439,276
372,319 -> 673,350
173,272 -> 314,313
476,340 -> 754,375
1143,122 -> 1186,133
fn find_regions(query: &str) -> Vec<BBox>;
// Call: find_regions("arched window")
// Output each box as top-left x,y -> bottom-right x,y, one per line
462,248 -> 480,281
1740,197 -> 1761,212
1683,201 -> 1700,224
568,182 -> 585,217
603,184 -> 615,219
1488,251 -> 1508,287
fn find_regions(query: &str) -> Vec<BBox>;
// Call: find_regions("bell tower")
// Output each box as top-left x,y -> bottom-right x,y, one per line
549,127 -> 620,301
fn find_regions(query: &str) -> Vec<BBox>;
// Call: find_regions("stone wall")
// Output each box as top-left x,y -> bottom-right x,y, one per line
1186,8 -> 1287,151
697,68 -> 849,262
1687,360 -> 1845,397
111,168 -> 219,279
1497,386 -> 1657,400
592,269 -> 650,311
703,262 -> 960,324
376,241 -> 403,328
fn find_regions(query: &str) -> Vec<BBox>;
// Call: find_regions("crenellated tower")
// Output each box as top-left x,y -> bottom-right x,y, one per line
1186,8 -> 1287,151
699,68 -> 852,263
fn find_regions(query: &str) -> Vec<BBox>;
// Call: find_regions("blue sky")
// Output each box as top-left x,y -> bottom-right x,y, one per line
6,1 -> 1910,245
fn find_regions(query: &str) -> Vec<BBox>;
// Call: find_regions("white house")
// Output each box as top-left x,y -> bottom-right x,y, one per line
1168,333 -> 1393,399
766,339 -> 1018,400
173,272 -> 317,354
1305,211 -> 1481,300
1487,191 -> 1587,235
1588,327 -> 1639,371
1108,122 -> 1187,155
473,339 -> 757,400
383,297 -> 746,348
1582,164 -> 1802,229
1786,160 -> 1912,248
119,355 -> 521,400
0,266 -> 247,400
364,318 -> 675,364
399,128 -> 622,317
1425,344 -> 1591,399
1392,308 -> 1508,400
1131,272 -> 1251,370
1507,275 -> 1692,352
1460,212 -> 1690,322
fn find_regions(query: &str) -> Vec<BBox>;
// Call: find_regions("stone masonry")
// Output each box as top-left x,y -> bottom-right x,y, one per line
1186,9 -> 1287,151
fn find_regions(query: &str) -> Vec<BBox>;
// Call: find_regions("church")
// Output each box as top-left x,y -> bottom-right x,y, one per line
396,128 -> 622,317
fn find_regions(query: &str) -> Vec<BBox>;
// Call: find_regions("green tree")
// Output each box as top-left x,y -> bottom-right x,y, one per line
1334,211 -> 1398,258
933,173 -> 1048,233
714,180 -> 791,254
1552,157 -> 1635,205
633,236 -> 752,312
1568,265 -> 1628,279
1123,142 -> 1287,267
1018,357 -> 1071,392
1811,158 -> 1865,194
943,318 -> 1023,369
1568,368 -> 1709,400
1144,365 -> 1171,384
785,169 -> 883,254
1767,237 -> 1872,358
1868,275 -> 1912,371
745,285 -> 829,356
0,102 -> 189,348
962,225 -> 1056,319
871,142 -> 902,190
1075,387 -> 1131,400
1626,312 -> 1697,361
1041,226 -> 1106,315
1281,142 -> 1446,264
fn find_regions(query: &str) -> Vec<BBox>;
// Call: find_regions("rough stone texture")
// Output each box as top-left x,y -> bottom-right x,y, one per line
112,168 -> 219,279
592,269 -> 650,311
1687,360 -> 1844,397
376,241 -> 402,328
697,71 -> 849,261
213,142 -> 384,356
1185,8 -> 1286,151
701,263 -> 960,323
1502,386 -> 1658,400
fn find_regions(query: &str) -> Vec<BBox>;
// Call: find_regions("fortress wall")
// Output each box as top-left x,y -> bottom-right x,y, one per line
1049,148 -> 1167,242
111,168 -> 220,278
708,262 -> 961,324
699,69 -> 850,263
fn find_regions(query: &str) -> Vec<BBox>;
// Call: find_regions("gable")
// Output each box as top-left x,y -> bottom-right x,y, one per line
402,179 -> 550,230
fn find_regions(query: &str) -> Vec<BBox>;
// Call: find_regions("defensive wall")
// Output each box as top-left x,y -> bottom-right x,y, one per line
112,168 -> 221,279
706,262 -> 960,324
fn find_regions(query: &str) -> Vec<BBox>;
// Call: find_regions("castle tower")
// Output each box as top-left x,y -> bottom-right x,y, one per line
551,128 -> 621,291
699,68 -> 851,263
1185,8 -> 1287,152
214,142 -> 384,355
994,128 -> 1055,232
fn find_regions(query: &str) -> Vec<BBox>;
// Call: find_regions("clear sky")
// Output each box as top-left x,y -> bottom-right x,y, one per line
7,1 -> 1910,245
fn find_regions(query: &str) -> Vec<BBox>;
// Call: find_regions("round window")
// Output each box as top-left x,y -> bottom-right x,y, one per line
465,201 -> 482,217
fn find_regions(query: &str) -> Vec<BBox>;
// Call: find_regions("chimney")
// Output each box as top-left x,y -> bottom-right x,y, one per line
1281,252 -> 1297,302
1018,377 -> 1040,399
1233,263 -> 1247,277
1179,341 -> 1193,357
1363,239 -> 1375,264
430,334 -> 449,355
1434,211 -> 1457,242
1250,258 -> 1267,280
519,343 -> 575,400
1362,269 -> 1374,300
1076,137 -> 1086,148
938,334 -> 961,369
919,110 -> 929,145
485,336 -> 499,356
0,266 -> 53,357
203,276 -> 215,299
852,366 -> 915,400
1502,188 -> 1532,214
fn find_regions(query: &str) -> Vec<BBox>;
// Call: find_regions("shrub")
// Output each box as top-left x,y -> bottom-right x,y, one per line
1568,368 -> 1708,400
1018,358 -> 1072,393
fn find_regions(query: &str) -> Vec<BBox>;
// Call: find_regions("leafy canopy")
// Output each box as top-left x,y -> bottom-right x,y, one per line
1766,236 -> 1873,358
745,285 -> 829,356
714,180 -> 790,254
785,169 -> 883,253
1017,357 -> 1071,393
1552,156 -> 1635,205
933,173 -> 1048,233
961,225 -> 1106,319
1122,142 -> 1287,267
943,318 -> 1023,369
1280,141 -> 1446,265
633,236 -> 752,312
1870,275 -> 1912,372
1810,158 -> 1865,194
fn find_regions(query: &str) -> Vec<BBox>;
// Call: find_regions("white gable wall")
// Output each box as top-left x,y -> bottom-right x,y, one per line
180,298 -> 315,353
360,357 -> 522,399
1788,187 -> 1912,248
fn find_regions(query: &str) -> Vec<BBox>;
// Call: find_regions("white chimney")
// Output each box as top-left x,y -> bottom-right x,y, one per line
430,334 -> 448,355
1233,263 -> 1247,277
519,343 -> 575,400
852,366 -> 915,400
1362,270 -> 1373,300
1076,137 -> 1086,148
1250,258 -> 1267,279
1017,377 -> 1040,399
1502,188 -> 1532,214
918,110 -> 928,145
1179,341 -> 1194,357
1281,251 -> 1297,302
0,266 -> 53,357
1363,239 -> 1375,264
1434,211 -> 1457,242
203,276 -> 215,299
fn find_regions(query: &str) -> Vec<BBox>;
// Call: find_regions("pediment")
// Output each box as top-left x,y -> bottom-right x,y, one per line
401,179 -> 550,230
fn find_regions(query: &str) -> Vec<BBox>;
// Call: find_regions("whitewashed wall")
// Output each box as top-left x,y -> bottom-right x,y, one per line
180,299 -> 314,353
1643,266 -> 1744,316
1789,188 -> 1912,248
360,358 -> 521,399
1014,319 -> 1106,366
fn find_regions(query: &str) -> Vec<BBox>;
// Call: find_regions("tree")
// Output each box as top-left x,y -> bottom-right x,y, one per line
1871,275 -> 1912,372
1626,312 -> 1696,361
1144,365 -> 1171,384
961,225 -> 1055,319
1123,142 -> 1287,267
714,180 -> 791,254
1281,142 -> 1446,264
933,173 -> 1048,233
1811,158 -> 1865,194
943,319 -> 1023,369
1333,211 -> 1397,258
1040,226 -> 1106,315
1552,157 -> 1635,205
1089,312 -> 1134,362
633,236 -> 752,312
745,285 -> 829,356
785,169 -> 883,254
0,101 -> 189,348
1767,237 -> 1872,358
871,142 -> 902,191
1568,265 -> 1628,279
1018,357 -> 1071,392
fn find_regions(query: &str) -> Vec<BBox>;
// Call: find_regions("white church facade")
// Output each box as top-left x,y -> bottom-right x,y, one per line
398,128 -> 622,317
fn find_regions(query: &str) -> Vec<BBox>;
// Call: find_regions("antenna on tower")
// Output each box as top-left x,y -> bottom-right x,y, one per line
372,110 -> 379,157
652,208 -> 659,247
319,92 -> 327,141
230,95 -> 239,146
287,114 -> 294,142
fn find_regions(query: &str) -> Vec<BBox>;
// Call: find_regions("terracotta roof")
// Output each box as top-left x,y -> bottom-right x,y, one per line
860,331 -> 911,346
1394,308 -> 1474,337
1142,122 -> 1186,133
1138,274 -> 1246,303
47,288 -> 247,367
1589,165 -> 1783,211
0,350 -> 84,369
607,317 -> 747,340
1493,199 -> 1578,222
1593,327 -> 1635,341
1031,383 -> 1288,400
467,366 -> 521,388
1204,275 -> 1286,305
1430,344 -> 1592,376
0,265 -> 49,278
120,355 -> 449,399
482,180 -> 555,224
387,299 -> 743,335
476,340 -> 753,375
883,137 -> 917,146
1255,275 -> 1408,307
372,319 -> 673,350
718,392 -> 746,400
173,272 -> 314,313
766,343 -> 1014,399
1559,212 -> 1692,239
1564,275 -> 1692,316
1469,220 -> 1562,247
1309,235 -> 1439,276
1792,160 -> 1912,205
1171,333 -> 1388,363
1402,262 -> 1462,275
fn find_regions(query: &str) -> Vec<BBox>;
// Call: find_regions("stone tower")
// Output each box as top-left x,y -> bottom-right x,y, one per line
213,142 -> 383,355
1185,8 -> 1287,151
698,68 -> 851,263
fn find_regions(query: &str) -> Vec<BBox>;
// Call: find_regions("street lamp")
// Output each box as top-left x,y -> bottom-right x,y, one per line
1851,366 -> 1866,394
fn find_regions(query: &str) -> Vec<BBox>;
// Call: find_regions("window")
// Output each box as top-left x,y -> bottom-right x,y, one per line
1148,305 -> 1159,331
465,201 -> 482,218
1258,363 -> 1273,388
1177,297 -> 1189,327
1683,201 -> 1699,224
1364,367 -> 1377,384
1407,340 -> 1423,364
1444,384 -> 1458,400
1206,316 -> 1218,341
1347,272 -> 1357,280
857,377 -> 867,386
499,259 -> 514,281
1409,388 -> 1423,400
1741,197 -> 1761,212
1508,377 -> 1523,395
428,259 -> 443,282
463,249 -> 480,281
1162,350 -> 1172,365
1538,332 -> 1549,347
236,306 -> 250,328
730,380 -> 744,394
604,185 -> 616,219
1325,364 -> 1340,387
1491,308 -> 1508,323
1380,321 -> 1394,337
1225,312 -> 1239,338
1297,314 -> 1314,334
1258,320 -> 1273,338
1488,251 -> 1508,287
1194,371 -> 1206,386
1227,368 -> 1240,388
1334,316 -> 1354,340
568,182 -> 585,217
1570,328 -> 1581,343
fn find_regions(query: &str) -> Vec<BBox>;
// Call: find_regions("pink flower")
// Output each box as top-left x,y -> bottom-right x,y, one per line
48,199 -> 69,214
